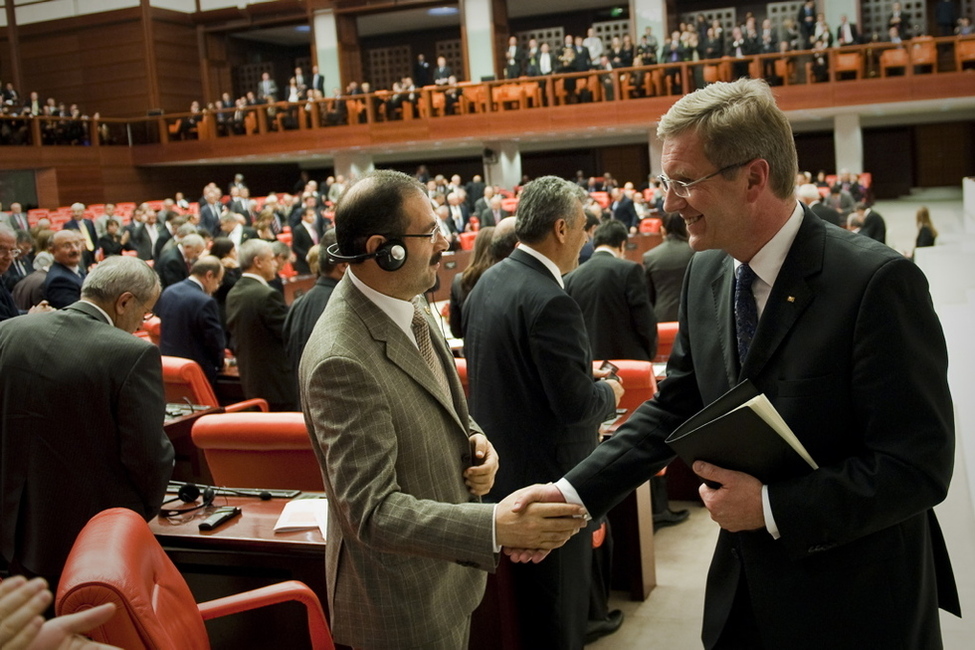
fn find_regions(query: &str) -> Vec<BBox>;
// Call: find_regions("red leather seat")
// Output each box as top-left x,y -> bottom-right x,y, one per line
459,231 -> 477,250
191,412 -> 324,491
140,315 -> 162,345
161,355 -> 268,412
639,218 -> 662,234
57,508 -> 335,650
655,321 -> 679,363
593,359 -> 657,425
454,357 -> 469,397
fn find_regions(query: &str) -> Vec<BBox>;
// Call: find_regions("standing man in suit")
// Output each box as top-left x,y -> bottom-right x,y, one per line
797,183 -> 843,228
226,239 -> 296,411
565,219 -> 657,361
155,255 -> 226,386
129,209 -> 169,262
298,170 -> 586,649
855,202 -> 887,243
290,207 -> 320,275
463,176 -> 623,650
0,227 -> 52,321
3,202 -> 29,232
478,195 -> 508,228
310,65 -> 325,95
836,14 -> 860,46
446,191 -> 470,232
642,212 -> 694,322
155,233 -> 205,289
514,78 -> 959,649
610,188 -> 639,232
0,256 -> 173,591
43,230 -> 86,309
63,203 -> 97,269
257,71 -> 277,102
433,56 -> 453,85
2,230 -> 33,292
198,186 -> 223,236
504,36 -> 525,79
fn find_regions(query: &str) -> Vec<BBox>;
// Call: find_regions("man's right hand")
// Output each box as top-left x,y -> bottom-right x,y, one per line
606,377 -> 624,407
495,483 -> 586,558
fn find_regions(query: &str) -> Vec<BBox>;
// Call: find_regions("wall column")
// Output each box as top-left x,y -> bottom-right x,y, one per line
313,9 -> 343,95
834,113 -> 863,175
461,0 -> 499,82
483,142 -> 521,190
334,152 -> 375,181
648,128 -> 663,178
824,0 -> 858,32
630,0 -> 667,43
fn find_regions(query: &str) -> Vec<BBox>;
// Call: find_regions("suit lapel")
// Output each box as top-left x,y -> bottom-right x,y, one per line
740,209 -> 822,380
707,256 -> 739,387
341,279 -> 466,431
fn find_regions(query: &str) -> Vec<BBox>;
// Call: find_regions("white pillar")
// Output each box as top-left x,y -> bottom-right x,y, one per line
483,142 -> 521,190
461,0 -> 495,82
824,0 -> 858,31
833,113 -> 863,175
334,152 -> 375,182
313,9 -> 342,96
631,0 -> 667,46
648,128 -> 663,177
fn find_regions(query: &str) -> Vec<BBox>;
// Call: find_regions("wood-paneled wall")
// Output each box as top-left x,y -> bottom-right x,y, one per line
152,10 -> 204,115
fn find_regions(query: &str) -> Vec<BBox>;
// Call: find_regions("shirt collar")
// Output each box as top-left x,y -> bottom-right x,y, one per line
733,200 -> 804,298
519,244 -> 564,289
187,275 -> 205,290
347,268 -> 418,345
79,299 -> 113,325
241,272 -> 268,287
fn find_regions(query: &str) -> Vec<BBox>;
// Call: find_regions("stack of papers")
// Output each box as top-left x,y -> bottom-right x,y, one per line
274,498 -> 328,539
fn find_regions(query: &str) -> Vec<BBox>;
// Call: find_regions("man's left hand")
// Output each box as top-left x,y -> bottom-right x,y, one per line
464,433 -> 498,496
696,461 -> 765,532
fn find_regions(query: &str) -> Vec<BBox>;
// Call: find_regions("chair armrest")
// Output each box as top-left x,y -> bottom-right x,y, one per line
198,580 -> 334,650
225,398 -> 270,413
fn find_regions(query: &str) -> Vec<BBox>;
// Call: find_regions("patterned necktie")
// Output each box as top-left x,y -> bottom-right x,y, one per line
734,263 -> 758,365
411,305 -> 451,399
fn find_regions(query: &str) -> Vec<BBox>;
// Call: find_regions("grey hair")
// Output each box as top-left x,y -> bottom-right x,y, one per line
239,239 -> 271,271
515,176 -> 587,245
81,256 -> 159,303
181,234 -> 205,251
657,78 -> 798,200
33,251 -> 53,271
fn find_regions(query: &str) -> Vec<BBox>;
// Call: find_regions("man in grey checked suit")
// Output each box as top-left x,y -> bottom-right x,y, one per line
298,170 -> 586,649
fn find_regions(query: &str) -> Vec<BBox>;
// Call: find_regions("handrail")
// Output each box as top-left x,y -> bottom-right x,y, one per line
2,34 -> 973,150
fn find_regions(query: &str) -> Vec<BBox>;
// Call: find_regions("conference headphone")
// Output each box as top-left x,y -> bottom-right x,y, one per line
326,239 -> 407,272
161,482 -> 273,518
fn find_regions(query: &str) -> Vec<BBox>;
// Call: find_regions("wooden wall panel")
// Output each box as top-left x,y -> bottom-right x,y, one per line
153,18 -> 203,114
914,122 -> 975,188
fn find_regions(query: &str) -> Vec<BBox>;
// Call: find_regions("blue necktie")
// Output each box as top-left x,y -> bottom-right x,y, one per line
735,263 -> 758,364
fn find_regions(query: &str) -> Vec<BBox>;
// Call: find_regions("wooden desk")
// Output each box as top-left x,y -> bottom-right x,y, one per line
151,495 -> 329,650
164,404 -> 222,484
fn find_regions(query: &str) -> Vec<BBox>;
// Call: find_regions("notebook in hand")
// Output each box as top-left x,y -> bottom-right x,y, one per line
664,380 -> 818,487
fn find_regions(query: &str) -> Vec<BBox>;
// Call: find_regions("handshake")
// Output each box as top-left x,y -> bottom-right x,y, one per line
494,483 -> 587,564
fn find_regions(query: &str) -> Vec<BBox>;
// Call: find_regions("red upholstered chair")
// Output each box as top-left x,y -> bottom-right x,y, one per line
160,355 -> 268,412
140,316 -> 161,345
592,360 -> 657,426
639,218 -> 662,234
56,508 -> 335,650
655,321 -> 679,363
191,412 -> 324,491
453,357 -> 469,397
459,231 -> 477,251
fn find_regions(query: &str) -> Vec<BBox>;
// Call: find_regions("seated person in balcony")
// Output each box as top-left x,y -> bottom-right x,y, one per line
837,14 -> 860,46
257,71 -> 277,102
444,75 -> 461,115
177,100 -> 201,140
810,35 -> 830,82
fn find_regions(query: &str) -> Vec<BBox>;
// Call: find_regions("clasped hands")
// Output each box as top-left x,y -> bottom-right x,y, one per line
495,483 -> 584,564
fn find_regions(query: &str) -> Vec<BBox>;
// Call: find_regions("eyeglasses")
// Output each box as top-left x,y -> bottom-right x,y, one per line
657,161 -> 751,198
0,247 -> 21,258
399,225 -> 442,244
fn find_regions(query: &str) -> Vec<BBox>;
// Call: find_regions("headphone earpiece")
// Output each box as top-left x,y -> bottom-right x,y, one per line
161,484 -> 216,517
373,239 -> 407,272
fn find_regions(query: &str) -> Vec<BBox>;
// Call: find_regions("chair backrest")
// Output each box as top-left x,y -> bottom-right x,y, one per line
161,355 -> 219,407
835,52 -> 861,74
57,508 -> 211,650
454,358 -> 469,397
593,360 -> 657,424
655,321 -> 679,363
881,47 -> 909,71
639,218 -> 662,234
191,412 -> 324,491
140,316 -> 161,345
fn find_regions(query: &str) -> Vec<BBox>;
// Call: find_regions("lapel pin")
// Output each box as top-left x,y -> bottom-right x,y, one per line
787,296 -> 795,303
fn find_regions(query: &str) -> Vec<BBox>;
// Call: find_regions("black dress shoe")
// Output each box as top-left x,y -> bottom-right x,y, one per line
653,507 -> 690,531
585,609 -> 624,644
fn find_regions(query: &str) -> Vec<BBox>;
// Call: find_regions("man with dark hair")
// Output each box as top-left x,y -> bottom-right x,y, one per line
43,230 -> 86,309
565,219 -> 657,361
515,78 -> 958,649
642,212 -> 694,322
1,256 -> 173,591
855,201 -> 887,243
578,207 -> 602,264
155,233 -> 205,289
155,255 -> 226,385
299,170 -> 585,649
284,230 -> 346,382
464,175 -> 624,649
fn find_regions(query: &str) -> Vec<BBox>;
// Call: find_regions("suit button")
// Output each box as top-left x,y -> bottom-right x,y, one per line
461,453 -> 472,464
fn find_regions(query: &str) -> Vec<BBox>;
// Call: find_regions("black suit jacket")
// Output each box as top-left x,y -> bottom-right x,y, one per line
284,275 -> 338,383
0,301 -> 173,580
156,278 -> 226,384
564,250 -> 657,361
43,261 -> 84,309
156,246 -> 190,288
860,209 -> 886,243
642,236 -> 694,322
0,283 -> 21,322
64,218 -> 98,268
565,209 -> 957,648
291,223 -> 317,275
810,201 -> 844,228
199,202 -> 222,236
226,276 -> 296,409
611,197 -> 639,230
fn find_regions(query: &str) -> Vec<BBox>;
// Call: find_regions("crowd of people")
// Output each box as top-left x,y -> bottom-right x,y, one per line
0,82 -> 97,145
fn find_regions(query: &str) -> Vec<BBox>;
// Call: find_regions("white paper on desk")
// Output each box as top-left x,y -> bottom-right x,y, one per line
274,498 -> 328,538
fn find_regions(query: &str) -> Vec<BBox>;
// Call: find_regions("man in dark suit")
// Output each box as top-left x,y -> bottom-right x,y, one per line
198,187 -> 223,237
446,192 -> 470,232
610,188 -> 639,231
856,202 -> 887,243
478,195 -> 509,228
284,231 -> 345,384
797,183 -> 843,228
43,230 -> 86,309
463,176 -> 623,650
836,14 -> 860,45
565,219 -> 657,361
226,239 -> 296,411
432,56 -> 452,85
129,209 -> 170,262
465,175 -> 486,213
291,207 -> 320,275
513,78 -> 959,649
0,256 -> 173,590
642,212 -> 694,322
155,255 -> 226,385
310,65 -> 326,95
155,233 -> 205,289
504,36 -> 526,79
2,230 -> 33,292
63,202 -> 98,269
1,227 -> 52,321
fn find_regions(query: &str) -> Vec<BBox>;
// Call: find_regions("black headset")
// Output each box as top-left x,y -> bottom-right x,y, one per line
326,239 -> 407,272
161,482 -> 272,517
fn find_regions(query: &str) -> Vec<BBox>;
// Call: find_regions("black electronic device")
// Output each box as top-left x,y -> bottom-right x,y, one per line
198,506 -> 241,531
325,240 -> 407,271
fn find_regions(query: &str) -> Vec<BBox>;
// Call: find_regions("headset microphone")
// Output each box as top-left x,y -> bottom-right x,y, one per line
326,241 -> 407,272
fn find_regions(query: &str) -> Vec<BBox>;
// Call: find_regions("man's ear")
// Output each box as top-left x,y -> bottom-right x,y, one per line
363,234 -> 386,256
554,218 -> 568,243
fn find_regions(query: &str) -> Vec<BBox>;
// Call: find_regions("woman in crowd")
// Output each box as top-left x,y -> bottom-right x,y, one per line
915,206 -> 938,248
449,226 -> 495,339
